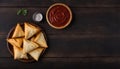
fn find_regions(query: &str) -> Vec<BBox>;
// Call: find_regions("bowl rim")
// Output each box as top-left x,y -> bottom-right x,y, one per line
46,3 -> 72,29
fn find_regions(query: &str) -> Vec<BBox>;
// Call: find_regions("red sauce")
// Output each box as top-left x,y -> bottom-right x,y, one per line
48,5 -> 71,27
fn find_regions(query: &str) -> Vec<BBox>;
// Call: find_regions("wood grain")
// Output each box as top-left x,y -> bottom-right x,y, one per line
0,0 -> 120,69
0,58 -> 120,69
0,0 -> 119,7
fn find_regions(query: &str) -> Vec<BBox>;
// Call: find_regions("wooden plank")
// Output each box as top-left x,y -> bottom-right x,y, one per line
0,0 -> 119,7
0,58 -> 87,69
0,7 -> 120,58
0,57 -> 120,69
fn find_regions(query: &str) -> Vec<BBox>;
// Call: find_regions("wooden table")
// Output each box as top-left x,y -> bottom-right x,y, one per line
0,0 -> 120,69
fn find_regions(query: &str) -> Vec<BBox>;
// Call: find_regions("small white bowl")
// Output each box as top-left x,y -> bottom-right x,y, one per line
33,12 -> 43,22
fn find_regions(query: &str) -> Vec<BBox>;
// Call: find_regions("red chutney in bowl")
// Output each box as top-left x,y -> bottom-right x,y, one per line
46,3 -> 72,29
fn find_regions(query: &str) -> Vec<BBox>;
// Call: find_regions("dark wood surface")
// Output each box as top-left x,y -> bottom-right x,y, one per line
0,0 -> 120,69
